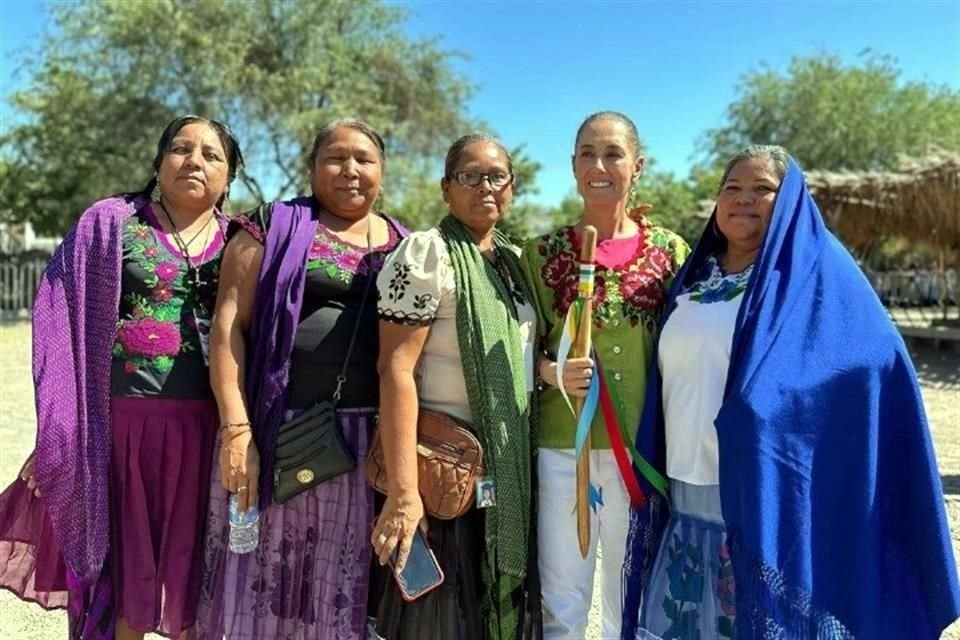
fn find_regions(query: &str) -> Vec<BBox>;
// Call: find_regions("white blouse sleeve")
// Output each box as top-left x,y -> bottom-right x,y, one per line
377,230 -> 450,326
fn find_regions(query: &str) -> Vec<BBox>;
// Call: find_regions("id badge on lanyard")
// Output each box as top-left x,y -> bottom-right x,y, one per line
476,476 -> 496,509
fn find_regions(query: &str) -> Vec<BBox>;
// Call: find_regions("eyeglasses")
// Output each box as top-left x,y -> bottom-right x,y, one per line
451,171 -> 513,189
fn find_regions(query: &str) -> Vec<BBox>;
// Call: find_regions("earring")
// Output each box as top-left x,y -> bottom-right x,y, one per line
150,177 -> 162,202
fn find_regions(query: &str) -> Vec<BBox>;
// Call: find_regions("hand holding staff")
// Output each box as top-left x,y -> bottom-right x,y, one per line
573,225 -> 597,558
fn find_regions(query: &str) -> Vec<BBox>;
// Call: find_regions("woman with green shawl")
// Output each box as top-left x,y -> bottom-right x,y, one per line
371,135 -> 540,640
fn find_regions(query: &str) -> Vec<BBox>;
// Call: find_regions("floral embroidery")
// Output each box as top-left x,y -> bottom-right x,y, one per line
116,317 -> 182,357
714,542 -> 737,638
536,225 -> 681,330
386,262 -> 412,303
197,460 -> 372,639
266,524 -> 320,623
656,531 -> 737,640
305,223 -> 393,282
661,533 -> 705,639
154,260 -> 179,282
152,281 -> 175,303
378,257 -> 438,324
413,293 -> 433,310
686,255 -> 753,304
112,214 -> 221,376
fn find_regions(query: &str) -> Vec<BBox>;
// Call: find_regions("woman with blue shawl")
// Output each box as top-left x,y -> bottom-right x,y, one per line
621,145 -> 960,640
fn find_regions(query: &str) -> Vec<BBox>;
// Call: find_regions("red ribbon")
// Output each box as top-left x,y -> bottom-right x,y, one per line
596,365 -> 646,507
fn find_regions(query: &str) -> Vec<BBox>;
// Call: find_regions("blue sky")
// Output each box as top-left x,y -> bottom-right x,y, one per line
399,0 -> 960,204
3,0 -> 959,206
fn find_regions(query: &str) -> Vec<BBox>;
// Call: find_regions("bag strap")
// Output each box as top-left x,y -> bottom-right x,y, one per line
331,220 -> 375,403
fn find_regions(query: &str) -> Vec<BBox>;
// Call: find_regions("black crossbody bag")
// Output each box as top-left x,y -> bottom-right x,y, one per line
272,224 -> 374,505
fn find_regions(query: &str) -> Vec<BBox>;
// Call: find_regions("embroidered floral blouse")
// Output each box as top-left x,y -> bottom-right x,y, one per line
110,204 -> 225,398
232,202 -> 404,409
520,221 -> 689,449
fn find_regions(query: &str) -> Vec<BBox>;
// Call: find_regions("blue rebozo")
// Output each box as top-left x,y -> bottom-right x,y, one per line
622,158 -> 960,639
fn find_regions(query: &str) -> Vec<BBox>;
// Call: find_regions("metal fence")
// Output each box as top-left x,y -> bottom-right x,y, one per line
864,269 -> 960,342
868,270 -> 958,309
0,258 -> 956,339
0,259 -> 47,319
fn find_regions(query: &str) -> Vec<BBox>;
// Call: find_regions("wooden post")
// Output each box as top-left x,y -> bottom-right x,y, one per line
940,248 -> 948,322
574,226 -> 597,558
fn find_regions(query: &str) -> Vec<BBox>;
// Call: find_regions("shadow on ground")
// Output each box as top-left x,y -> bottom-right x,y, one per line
908,343 -> 960,390
943,475 -> 960,496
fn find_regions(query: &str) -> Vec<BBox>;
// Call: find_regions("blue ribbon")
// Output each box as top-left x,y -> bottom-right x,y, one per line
573,368 -> 600,454
588,483 -> 604,513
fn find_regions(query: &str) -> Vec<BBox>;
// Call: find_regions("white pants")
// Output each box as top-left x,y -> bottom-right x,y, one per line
538,448 -> 631,639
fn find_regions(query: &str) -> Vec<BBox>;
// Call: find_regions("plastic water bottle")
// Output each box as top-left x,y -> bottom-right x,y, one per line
228,492 -> 260,554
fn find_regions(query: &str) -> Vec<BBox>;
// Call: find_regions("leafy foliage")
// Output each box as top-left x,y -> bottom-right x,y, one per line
1,0 -> 474,234
637,168 -> 707,246
701,52 -> 960,171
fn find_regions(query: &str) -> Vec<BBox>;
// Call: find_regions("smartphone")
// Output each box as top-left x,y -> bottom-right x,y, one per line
390,527 -> 445,602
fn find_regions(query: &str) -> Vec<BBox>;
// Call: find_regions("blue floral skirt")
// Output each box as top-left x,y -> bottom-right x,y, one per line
639,481 -> 736,640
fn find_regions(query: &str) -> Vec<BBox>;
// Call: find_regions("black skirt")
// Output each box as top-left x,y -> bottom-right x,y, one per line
370,503 -> 543,640
373,508 -> 486,640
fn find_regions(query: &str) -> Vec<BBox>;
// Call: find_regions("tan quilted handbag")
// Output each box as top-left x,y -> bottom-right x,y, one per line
366,409 -> 485,520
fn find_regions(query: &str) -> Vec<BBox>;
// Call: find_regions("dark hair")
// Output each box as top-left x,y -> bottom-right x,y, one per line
307,118 -> 386,168
574,111 -> 644,158
717,144 -> 789,192
144,115 -> 245,208
443,134 -> 513,179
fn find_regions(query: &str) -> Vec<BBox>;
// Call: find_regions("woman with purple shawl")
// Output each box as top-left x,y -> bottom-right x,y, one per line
0,115 -> 245,639
195,119 -> 406,639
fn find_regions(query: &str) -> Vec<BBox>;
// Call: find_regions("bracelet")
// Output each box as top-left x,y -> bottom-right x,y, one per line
219,421 -> 251,432
534,357 -> 546,391
221,428 -> 252,442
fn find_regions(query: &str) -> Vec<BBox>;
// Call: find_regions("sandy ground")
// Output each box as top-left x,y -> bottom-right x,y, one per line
0,320 -> 957,639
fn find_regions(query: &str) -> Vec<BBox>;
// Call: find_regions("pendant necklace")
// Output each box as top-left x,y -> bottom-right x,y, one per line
157,200 -> 215,289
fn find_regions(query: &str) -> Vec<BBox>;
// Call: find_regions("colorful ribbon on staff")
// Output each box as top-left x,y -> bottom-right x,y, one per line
554,297 -> 669,507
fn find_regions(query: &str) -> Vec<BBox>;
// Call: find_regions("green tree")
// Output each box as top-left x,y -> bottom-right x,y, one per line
637,169 -> 704,245
546,195 -> 584,230
525,166 -> 709,247
385,143 -> 543,235
0,0 -> 475,234
494,145 -> 545,242
702,52 -> 960,171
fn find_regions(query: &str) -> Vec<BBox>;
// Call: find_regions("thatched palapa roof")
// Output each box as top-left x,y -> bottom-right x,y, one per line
805,148 -> 960,251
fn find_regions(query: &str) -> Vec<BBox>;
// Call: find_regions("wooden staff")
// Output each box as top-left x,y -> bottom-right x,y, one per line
574,225 -> 597,558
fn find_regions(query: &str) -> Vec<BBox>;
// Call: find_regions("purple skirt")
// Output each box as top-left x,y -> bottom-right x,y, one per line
0,479 -> 69,607
196,407 -> 377,640
110,396 -> 218,636
0,396 -> 217,639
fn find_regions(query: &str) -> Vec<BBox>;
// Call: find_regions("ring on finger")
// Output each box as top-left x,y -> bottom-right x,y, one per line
377,533 -> 388,545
